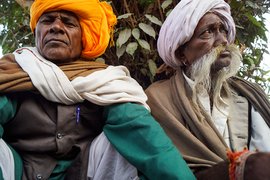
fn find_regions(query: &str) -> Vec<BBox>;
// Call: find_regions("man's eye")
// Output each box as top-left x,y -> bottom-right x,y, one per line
203,30 -> 212,34
63,21 -> 77,27
66,22 -> 75,27
40,18 -> 53,23
200,30 -> 213,38
220,28 -> 228,35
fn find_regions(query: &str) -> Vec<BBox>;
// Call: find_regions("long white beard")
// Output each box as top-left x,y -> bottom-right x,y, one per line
189,44 -> 242,108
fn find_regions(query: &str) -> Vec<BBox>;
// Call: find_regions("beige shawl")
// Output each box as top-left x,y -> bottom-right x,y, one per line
10,47 -> 149,108
145,70 -> 270,171
0,53 -> 107,93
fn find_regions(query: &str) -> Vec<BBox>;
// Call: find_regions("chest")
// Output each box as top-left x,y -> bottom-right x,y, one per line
3,93 -> 105,154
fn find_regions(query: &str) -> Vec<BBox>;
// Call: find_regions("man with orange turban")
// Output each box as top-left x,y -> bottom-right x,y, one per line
0,0 -> 195,179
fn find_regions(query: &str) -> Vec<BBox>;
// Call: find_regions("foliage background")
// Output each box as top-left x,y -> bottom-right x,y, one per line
0,0 -> 269,95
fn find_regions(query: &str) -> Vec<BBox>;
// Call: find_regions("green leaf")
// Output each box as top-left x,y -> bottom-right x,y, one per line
116,28 -> 132,48
244,13 -> 262,27
145,14 -> 162,26
126,42 -> 138,56
138,39 -> 150,51
1,33 -> 8,46
138,23 -> 156,39
116,45 -> 126,59
148,59 -> 157,76
132,28 -> 140,40
246,1 -> 260,9
139,0 -> 155,6
235,25 -> 245,30
262,70 -> 270,76
95,57 -> 105,64
244,56 -> 255,66
161,0 -> 172,11
140,68 -> 148,76
117,13 -> 133,20
166,9 -> 173,17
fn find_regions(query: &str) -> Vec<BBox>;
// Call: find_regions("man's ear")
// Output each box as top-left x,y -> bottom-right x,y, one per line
175,45 -> 188,66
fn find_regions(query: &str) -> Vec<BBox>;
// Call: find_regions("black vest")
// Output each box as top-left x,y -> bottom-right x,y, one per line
4,92 -> 105,180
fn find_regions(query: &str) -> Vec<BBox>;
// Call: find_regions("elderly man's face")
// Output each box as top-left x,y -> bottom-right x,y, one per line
181,13 -> 231,71
35,11 -> 82,63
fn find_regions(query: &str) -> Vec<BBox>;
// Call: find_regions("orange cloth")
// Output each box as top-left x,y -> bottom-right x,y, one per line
227,148 -> 255,180
30,0 -> 117,59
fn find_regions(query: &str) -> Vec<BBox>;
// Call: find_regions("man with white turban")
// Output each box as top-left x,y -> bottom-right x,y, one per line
0,0 -> 196,179
146,0 -> 270,179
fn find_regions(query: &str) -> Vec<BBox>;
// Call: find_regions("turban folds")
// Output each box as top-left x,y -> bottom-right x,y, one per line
30,0 -> 117,59
157,0 -> 236,68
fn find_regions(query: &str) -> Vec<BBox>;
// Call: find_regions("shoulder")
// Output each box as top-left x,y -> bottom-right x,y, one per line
0,53 -> 16,62
146,79 -> 171,96
229,76 -> 267,95
145,78 -> 176,109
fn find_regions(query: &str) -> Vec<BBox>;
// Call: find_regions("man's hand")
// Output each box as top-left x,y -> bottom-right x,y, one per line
195,160 -> 229,180
244,152 -> 270,180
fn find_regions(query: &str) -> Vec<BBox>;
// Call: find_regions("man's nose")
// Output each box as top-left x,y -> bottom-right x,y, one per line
49,19 -> 65,34
214,32 -> 228,47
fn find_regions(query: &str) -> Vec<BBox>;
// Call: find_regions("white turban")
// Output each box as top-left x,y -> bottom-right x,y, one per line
157,0 -> 236,68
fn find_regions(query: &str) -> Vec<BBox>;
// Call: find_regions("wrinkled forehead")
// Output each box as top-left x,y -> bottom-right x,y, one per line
194,12 -> 226,31
38,10 -> 79,22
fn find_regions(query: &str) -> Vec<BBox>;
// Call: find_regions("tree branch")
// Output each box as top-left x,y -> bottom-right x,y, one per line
15,0 -> 33,8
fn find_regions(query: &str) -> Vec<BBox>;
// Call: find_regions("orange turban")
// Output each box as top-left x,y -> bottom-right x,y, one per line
30,0 -> 117,59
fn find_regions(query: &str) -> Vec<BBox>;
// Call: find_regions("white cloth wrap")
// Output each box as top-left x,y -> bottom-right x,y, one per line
13,47 -> 149,110
157,0 -> 236,68
13,47 -> 150,179
250,107 -> 270,152
88,132 -> 139,180
0,139 -> 15,180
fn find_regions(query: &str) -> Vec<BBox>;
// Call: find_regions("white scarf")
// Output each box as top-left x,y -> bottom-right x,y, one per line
0,139 -> 15,180
13,47 -> 149,110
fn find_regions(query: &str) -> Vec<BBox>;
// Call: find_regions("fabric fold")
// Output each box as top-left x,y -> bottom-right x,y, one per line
10,47 -> 149,110
145,70 -> 270,171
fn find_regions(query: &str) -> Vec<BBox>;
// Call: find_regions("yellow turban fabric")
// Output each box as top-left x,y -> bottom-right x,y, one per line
30,0 -> 117,59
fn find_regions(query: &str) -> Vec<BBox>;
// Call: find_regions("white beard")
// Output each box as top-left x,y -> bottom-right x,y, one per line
189,44 -> 242,108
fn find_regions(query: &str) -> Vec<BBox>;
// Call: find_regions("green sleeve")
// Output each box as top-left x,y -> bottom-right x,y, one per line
8,145 -> 23,180
0,96 -> 22,179
103,102 -> 195,180
0,96 -> 17,137
0,144 -> 23,180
